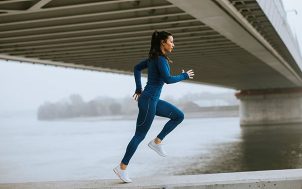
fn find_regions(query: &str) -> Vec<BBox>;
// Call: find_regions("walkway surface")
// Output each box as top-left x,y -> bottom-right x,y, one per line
1,169 -> 302,189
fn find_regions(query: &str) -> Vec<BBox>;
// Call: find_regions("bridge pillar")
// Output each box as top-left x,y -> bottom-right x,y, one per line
235,88 -> 302,126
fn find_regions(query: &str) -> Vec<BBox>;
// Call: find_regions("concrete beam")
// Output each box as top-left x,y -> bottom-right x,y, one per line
27,0 -> 53,11
0,54 -> 133,75
256,0 -> 302,70
1,169 -> 302,189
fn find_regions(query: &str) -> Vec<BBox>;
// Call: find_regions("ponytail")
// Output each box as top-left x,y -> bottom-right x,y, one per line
149,30 -> 173,63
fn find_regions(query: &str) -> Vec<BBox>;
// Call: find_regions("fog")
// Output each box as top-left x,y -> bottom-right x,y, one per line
0,60 -> 234,114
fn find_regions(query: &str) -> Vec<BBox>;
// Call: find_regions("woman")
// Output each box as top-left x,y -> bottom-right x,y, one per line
113,31 -> 194,183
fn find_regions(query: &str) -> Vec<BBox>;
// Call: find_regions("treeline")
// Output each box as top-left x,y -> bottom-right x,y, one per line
37,92 -> 239,120
37,94 -> 138,120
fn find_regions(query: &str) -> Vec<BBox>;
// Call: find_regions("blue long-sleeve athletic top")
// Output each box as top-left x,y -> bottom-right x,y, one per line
134,56 -> 189,98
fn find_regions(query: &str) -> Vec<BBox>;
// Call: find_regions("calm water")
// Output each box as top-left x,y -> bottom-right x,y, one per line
1,112 -> 302,183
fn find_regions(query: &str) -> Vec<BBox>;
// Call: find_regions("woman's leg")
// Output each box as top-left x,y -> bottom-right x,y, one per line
121,96 -> 157,166
155,99 -> 185,141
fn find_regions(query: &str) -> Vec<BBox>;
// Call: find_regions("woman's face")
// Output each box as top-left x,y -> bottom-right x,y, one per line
161,35 -> 174,54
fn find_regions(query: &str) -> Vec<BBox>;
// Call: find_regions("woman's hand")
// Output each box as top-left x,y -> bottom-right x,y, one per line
132,92 -> 141,101
182,69 -> 194,79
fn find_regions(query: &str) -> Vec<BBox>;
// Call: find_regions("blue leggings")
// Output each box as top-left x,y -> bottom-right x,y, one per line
121,94 -> 184,165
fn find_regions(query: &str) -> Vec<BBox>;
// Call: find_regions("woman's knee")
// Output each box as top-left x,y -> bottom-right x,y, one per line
172,110 -> 184,122
178,111 -> 185,122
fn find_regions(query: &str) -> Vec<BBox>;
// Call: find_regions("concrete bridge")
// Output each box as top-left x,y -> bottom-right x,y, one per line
0,1 -> 301,124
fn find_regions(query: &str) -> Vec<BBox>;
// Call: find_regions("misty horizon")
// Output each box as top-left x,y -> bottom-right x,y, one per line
0,60 -> 236,115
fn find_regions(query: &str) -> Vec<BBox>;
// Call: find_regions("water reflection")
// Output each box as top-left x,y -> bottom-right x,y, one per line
179,123 -> 302,175
240,124 -> 302,171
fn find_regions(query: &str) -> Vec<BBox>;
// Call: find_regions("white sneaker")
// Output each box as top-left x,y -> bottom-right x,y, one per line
113,165 -> 132,183
148,139 -> 167,157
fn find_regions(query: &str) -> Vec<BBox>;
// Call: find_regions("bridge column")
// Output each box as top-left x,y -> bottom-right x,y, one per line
235,88 -> 302,126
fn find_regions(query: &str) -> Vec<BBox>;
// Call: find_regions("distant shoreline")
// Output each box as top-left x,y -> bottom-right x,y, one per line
38,106 -> 239,122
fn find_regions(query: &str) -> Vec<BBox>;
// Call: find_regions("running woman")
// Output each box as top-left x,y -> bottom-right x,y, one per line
113,31 -> 194,183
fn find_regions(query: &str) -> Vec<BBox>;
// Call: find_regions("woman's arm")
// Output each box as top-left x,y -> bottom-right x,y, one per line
134,59 -> 148,93
157,56 -> 189,84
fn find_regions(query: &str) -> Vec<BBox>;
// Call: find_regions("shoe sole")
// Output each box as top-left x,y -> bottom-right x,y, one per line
113,168 -> 132,183
148,142 -> 167,157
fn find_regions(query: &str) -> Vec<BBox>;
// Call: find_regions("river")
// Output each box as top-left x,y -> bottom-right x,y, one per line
0,111 -> 301,183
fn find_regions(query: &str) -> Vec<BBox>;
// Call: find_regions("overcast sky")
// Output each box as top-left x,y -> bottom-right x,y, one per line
0,0 -> 301,114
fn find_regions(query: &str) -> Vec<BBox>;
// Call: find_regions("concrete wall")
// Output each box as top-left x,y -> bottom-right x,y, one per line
1,169 -> 302,189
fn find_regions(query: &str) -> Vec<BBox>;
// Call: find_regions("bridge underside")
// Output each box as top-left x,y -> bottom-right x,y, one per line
0,0 -> 301,90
